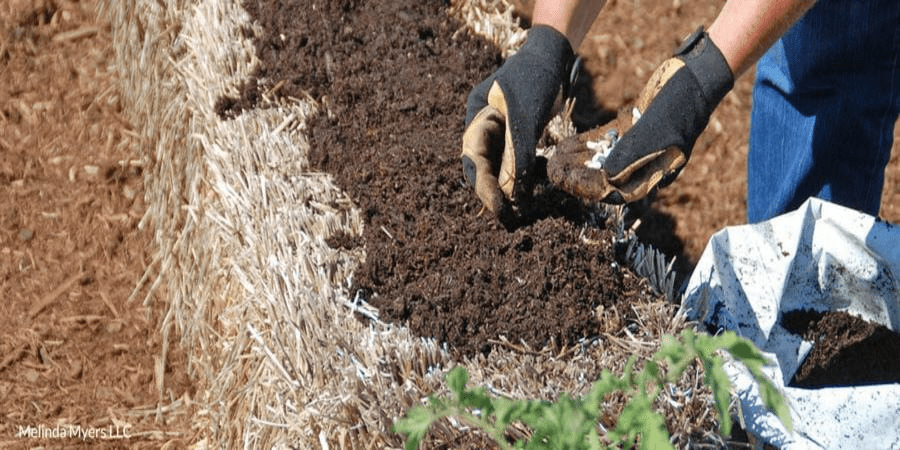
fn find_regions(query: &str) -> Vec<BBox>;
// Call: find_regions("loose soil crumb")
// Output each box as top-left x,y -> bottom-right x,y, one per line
219,0 -> 666,358
784,310 -> 900,388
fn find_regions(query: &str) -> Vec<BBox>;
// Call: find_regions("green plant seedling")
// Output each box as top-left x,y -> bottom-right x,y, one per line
393,329 -> 791,449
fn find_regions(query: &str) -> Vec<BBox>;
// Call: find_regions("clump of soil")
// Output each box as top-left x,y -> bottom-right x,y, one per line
783,309 -> 900,388
220,0 -> 665,358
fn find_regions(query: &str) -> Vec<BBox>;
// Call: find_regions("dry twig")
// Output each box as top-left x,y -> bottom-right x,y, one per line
52,26 -> 99,43
29,271 -> 87,319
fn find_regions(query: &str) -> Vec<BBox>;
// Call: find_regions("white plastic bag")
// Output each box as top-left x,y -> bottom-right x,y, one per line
681,198 -> 900,449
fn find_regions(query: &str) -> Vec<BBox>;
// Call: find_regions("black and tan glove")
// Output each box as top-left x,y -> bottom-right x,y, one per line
601,27 -> 734,203
462,25 -> 576,215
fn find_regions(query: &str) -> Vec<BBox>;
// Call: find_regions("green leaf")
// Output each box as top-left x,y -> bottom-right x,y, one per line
657,333 -> 694,378
392,328 -> 792,450
717,332 -> 793,432
392,406 -> 435,450
447,366 -> 468,396
726,338 -> 767,365
700,354 -> 733,436
427,394 -> 446,411
494,398 -> 527,428
757,376 -> 794,432
515,399 -> 550,428
643,360 -> 660,383
638,414 -> 673,450
657,334 -> 688,363
459,388 -> 494,412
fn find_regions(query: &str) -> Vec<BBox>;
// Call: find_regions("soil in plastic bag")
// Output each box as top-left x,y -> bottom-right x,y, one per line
783,310 -> 900,388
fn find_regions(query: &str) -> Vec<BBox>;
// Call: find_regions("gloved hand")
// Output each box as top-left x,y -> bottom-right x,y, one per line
602,27 -> 734,204
461,25 -> 575,215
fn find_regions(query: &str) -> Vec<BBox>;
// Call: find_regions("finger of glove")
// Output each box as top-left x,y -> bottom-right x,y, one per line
484,26 -> 573,201
461,105 -> 506,213
636,58 -> 685,113
602,147 -> 685,204
487,75 -> 558,201
603,65 -> 709,180
465,73 -> 496,127
486,82 -> 521,199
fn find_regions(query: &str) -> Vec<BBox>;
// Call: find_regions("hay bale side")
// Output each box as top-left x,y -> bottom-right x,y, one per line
100,0 -> 719,447
449,0 -> 527,57
100,0 -> 453,446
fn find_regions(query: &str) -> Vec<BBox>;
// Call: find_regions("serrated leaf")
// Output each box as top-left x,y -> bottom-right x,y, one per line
658,333 -> 695,378
459,389 -> 493,411
447,366 -> 468,396
638,414 -> 673,450
592,370 -> 626,397
392,406 -> 435,450
494,398 -> 527,428
702,356 -> 733,436
727,338 -> 766,363
643,360 -> 660,381
757,377 -> 794,432
657,334 -> 686,362
427,394 -> 446,411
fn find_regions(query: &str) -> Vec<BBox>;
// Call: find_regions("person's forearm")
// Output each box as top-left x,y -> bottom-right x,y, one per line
532,0 -> 606,49
708,0 -> 817,78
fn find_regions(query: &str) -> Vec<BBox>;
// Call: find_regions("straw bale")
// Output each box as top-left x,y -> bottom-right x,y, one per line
100,0 -> 719,447
449,0 -> 528,57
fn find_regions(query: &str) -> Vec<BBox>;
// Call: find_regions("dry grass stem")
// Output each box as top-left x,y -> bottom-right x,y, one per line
1,345 -> 30,373
28,271 -> 87,318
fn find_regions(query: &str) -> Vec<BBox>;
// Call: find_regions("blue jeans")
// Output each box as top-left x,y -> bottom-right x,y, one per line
747,0 -> 900,223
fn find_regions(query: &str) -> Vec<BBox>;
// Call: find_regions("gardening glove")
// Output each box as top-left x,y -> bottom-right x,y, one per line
462,25 -> 576,215
602,26 -> 734,204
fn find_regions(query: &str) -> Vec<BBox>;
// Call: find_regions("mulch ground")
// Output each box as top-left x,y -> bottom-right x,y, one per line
0,0 -> 193,447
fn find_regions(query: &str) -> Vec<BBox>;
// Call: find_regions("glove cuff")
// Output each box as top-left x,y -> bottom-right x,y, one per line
521,25 -> 577,96
674,27 -> 734,111
464,26 -> 575,127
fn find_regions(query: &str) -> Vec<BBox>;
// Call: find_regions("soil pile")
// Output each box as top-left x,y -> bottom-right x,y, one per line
218,0 -> 664,358
784,310 -> 900,388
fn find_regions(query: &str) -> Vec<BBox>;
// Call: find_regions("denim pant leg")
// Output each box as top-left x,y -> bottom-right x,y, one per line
747,0 -> 900,223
